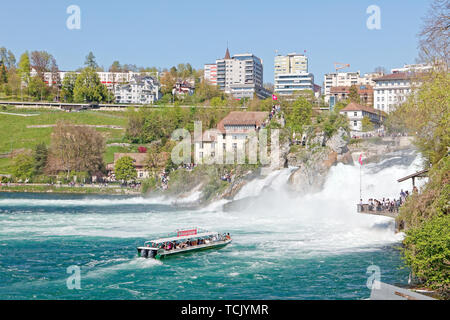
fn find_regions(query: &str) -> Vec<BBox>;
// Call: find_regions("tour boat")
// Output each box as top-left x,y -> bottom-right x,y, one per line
137,228 -> 232,259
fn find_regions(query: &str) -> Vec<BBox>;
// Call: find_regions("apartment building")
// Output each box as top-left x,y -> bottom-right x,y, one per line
204,63 -> 218,85
372,73 -> 415,113
214,49 -> 268,99
391,63 -> 433,74
323,71 -> 360,103
330,85 -> 374,107
31,69 -> 158,92
114,75 -> 161,104
274,53 -> 315,96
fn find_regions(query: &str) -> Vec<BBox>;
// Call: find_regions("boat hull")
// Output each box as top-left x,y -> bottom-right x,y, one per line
137,239 -> 231,259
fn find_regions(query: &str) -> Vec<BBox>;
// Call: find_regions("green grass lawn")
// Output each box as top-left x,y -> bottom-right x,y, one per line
0,106 -> 129,173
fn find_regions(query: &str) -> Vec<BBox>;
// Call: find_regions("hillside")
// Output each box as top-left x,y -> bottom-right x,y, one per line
0,105 -> 130,174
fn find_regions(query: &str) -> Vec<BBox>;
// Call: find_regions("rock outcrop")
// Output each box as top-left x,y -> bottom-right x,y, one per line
287,127 -> 352,193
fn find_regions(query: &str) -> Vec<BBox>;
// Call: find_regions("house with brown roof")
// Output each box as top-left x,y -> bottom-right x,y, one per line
107,153 -> 149,180
339,102 -> 384,132
194,111 -> 269,164
330,85 -> 374,107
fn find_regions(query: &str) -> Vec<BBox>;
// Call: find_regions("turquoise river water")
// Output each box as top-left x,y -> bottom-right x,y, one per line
0,150 -> 422,299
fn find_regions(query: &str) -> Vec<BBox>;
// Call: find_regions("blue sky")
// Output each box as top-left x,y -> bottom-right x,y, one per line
0,0 -> 431,85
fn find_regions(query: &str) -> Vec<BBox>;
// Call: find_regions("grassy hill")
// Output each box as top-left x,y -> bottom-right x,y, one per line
0,105 -> 131,174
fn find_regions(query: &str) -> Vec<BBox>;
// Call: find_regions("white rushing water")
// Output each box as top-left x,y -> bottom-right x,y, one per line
0,150 -> 424,258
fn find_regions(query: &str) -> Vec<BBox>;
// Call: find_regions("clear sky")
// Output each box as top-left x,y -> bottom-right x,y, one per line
0,0 -> 431,85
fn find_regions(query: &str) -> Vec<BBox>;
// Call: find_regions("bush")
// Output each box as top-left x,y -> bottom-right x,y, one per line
402,214 -> 450,294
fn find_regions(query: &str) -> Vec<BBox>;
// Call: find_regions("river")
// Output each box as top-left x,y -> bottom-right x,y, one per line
0,150 -> 423,299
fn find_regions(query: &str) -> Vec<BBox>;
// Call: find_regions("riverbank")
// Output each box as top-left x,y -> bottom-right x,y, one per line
0,183 -> 141,195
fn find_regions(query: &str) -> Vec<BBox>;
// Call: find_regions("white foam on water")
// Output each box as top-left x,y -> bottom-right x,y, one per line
84,257 -> 162,279
0,196 -> 170,207
0,150 -> 423,258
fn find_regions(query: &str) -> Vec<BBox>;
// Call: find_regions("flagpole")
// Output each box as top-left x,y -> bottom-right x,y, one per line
359,153 -> 363,202
360,164 -> 362,201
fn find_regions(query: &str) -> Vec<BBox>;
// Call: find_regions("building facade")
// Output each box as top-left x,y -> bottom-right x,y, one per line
194,111 -> 269,164
204,63 -> 218,85
373,73 -> 414,113
324,71 -> 383,103
339,102 -> 383,132
330,85 -> 374,107
213,49 -> 268,99
31,69 -> 158,92
274,53 -> 314,97
108,152 -> 150,181
114,75 -> 161,104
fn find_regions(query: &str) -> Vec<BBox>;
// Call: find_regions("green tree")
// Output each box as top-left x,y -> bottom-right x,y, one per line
0,63 -> 7,84
361,116 -> 374,132
115,156 -> 137,181
349,85 -> 360,103
28,76 -> 50,100
73,68 -> 109,103
402,214 -> 450,294
286,96 -> 312,133
17,52 -> 30,84
392,72 -> 449,165
32,142 -> 48,175
84,51 -> 98,69
333,100 -> 349,113
11,152 -> 34,180
61,72 -> 78,102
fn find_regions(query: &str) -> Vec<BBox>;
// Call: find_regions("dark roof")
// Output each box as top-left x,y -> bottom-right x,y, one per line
340,102 -> 379,114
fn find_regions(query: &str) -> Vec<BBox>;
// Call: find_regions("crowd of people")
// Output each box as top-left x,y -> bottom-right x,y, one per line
361,187 -> 418,213
352,131 -> 408,139
146,233 -> 231,251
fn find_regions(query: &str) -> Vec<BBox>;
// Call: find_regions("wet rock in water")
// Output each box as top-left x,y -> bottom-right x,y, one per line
287,148 -> 336,193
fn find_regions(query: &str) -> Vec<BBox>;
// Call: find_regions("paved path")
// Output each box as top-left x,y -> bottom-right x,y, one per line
0,111 -> 39,117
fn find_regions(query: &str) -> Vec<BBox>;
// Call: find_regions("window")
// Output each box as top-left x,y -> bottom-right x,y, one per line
353,121 -> 357,127
354,112 -> 357,117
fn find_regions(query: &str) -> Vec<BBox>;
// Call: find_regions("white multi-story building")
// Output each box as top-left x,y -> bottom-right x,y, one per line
204,63 -> 218,86
274,53 -> 314,96
114,75 -> 161,104
391,63 -> 433,74
215,49 -> 268,99
274,53 -> 308,74
323,71 -> 360,103
323,71 -> 383,103
30,69 -> 158,92
373,73 -> 415,113
194,111 -> 269,164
